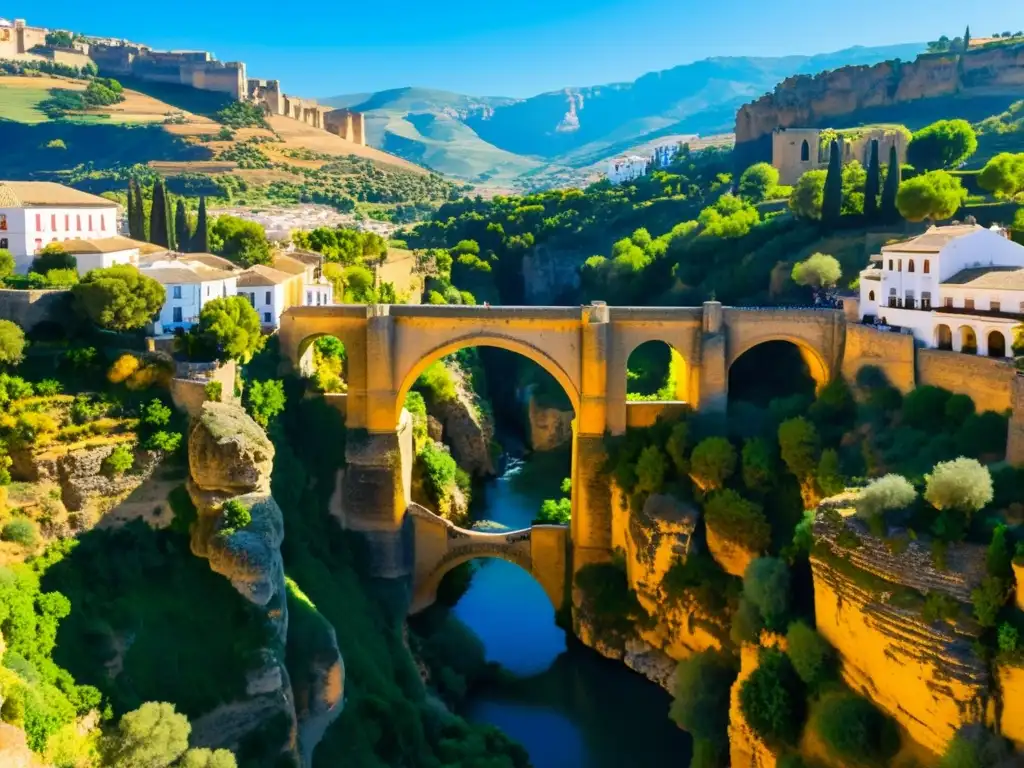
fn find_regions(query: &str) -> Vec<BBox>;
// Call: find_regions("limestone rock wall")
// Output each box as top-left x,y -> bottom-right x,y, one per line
728,644 -> 780,768
811,502 -> 991,755
736,42 -> 1024,154
186,402 -> 343,767
996,663 -> 1024,749
841,323 -> 916,394
425,362 -> 495,477
527,389 -> 573,452
917,350 -> 1017,414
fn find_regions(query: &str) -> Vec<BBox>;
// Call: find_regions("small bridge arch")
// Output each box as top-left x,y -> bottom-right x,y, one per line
408,504 -> 569,615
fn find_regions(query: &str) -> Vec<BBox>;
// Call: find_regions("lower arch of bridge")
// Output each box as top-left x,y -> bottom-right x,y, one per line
623,339 -> 690,402
729,335 -> 831,394
393,334 -> 581,425
411,549 -> 557,615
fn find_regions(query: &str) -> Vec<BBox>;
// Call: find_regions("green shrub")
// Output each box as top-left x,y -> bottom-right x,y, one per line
670,650 -> 738,750
741,438 -> 773,492
535,497 -> 570,525
785,621 -> 833,689
997,622 -> 1019,654
204,381 -> 223,402
144,431 -> 182,453
221,499 -> 252,533
778,417 -> 819,481
142,398 -> 173,428
704,490 -> 771,552
922,592 -> 961,624
739,649 -> 805,746
416,361 -> 457,402
971,576 -> 1009,628
635,444 -> 667,494
902,385 -> 952,429
574,562 -> 650,648
418,441 -> 457,507
939,726 -> 1015,768
34,380 -> 63,397
743,557 -> 790,631
1,518 -> 38,547
813,693 -> 899,765
102,444 -> 134,476
855,474 -> 917,519
689,436 -> 737,491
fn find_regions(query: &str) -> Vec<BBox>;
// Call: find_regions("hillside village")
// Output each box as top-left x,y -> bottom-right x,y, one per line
0,13 -> 1024,768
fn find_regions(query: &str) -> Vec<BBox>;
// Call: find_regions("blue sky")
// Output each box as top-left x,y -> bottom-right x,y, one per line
17,1 -> 1023,98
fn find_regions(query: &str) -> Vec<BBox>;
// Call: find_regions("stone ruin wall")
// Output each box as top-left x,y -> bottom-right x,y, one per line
771,126 -> 909,186
247,79 -> 367,146
89,43 -> 247,99
917,348 -> 1018,413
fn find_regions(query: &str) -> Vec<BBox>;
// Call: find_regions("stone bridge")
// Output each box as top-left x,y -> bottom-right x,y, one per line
407,504 -> 568,614
279,301 -> 846,599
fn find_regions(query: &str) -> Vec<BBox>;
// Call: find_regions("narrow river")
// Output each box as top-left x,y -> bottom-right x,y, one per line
452,449 -> 693,768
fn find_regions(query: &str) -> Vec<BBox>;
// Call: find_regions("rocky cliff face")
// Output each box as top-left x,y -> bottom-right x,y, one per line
186,402 -> 343,767
522,245 -> 585,305
427,363 -> 495,478
527,389 -> 573,452
728,643 -> 781,768
735,42 -> 1024,159
810,498 -> 990,756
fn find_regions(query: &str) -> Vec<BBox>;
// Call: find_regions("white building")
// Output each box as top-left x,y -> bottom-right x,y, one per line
236,265 -> 292,329
607,155 -> 649,185
858,224 -> 1024,358
59,236 -> 146,275
138,255 -> 239,334
0,181 -> 120,273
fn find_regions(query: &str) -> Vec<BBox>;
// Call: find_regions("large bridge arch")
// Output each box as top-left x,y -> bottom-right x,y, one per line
392,333 -> 581,425
728,334 -> 832,392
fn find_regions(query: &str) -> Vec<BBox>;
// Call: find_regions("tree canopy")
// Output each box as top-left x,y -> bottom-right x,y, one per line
907,119 -> 978,171
191,296 -> 265,363
31,243 -> 77,275
791,253 -> 841,290
72,265 -> 166,331
0,319 -> 26,366
210,216 -> 272,267
895,170 -> 967,222
738,163 -> 780,203
789,170 -> 827,220
978,152 -> 1024,199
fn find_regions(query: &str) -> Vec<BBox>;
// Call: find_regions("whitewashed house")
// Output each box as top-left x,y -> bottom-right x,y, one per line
59,236 -> 148,276
138,255 -> 239,334
858,224 -> 1024,357
236,265 -> 292,329
0,181 -> 121,272
607,155 -> 649,185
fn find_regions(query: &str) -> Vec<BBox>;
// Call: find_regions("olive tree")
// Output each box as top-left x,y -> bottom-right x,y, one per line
978,152 -> 1024,199
896,170 -> 967,222
855,474 -> 917,518
791,253 -> 841,290
0,319 -> 26,366
72,265 -> 165,332
924,458 -> 993,516
738,163 -> 780,203
907,119 -> 978,171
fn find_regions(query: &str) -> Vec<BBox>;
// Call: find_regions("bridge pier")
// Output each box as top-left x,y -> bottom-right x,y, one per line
698,301 -> 728,416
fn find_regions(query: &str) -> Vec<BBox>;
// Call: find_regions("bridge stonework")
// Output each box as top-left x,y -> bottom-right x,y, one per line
278,302 -> 1020,610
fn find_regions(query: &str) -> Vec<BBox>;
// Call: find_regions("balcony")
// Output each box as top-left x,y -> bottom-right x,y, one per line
934,305 -> 1024,321
886,298 -> 931,311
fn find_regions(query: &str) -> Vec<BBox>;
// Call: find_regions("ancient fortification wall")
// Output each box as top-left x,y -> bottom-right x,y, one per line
839,323 -> 916,392
89,44 -> 247,99
0,288 -> 74,332
771,126 -> 909,185
736,41 -> 1024,166
248,79 -> 367,146
917,349 -> 1018,413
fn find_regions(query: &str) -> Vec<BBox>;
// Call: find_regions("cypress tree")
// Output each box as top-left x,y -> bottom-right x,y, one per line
133,181 -> 147,241
126,182 -> 136,238
192,196 -> 209,253
963,25 -> 971,52
149,181 -> 170,248
822,139 -> 843,224
165,191 -> 175,250
864,140 -> 881,220
881,145 -> 901,222
174,200 -> 190,252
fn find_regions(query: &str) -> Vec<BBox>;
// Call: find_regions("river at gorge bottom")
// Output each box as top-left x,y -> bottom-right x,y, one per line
450,449 -> 693,768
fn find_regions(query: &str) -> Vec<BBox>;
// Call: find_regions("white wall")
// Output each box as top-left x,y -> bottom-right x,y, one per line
238,284 -> 285,327
156,276 -> 237,332
74,247 -> 137,276
607,157 -> 648,185
304,283 -> 333,306
0,205 -> 119,272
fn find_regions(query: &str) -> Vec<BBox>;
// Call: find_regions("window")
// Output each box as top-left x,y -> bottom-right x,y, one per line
76,214 -> 81,230
0,238 -> 6,249
888,259 -> 893,271
100,215 -> 106,232
247,293 -> 255,307
206,285 -> 211,297
34,238 -> 42,252
897,259 -> 902,272
172,307 -> 183,323
88,215 -> 93,231
265,291 -> 271,304
65,215 -> 69,231
35,213 -> 42,231
263,312 -> 271,323
888,287 -> 897,308
921,291 -> 932,309
908,260 -> 915,273
800,140 -> 810,162
964,298 -> 975,310
991,300 -> 1001,312
172,286 -> 182,299
904,290 -> 915,309
868,290 -> 875,301
923,259 -> 930,274
51,214 -> 57,231
222,284 -> 227,297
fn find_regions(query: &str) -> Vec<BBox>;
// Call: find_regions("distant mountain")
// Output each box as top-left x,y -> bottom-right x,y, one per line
323,43 -> 926,187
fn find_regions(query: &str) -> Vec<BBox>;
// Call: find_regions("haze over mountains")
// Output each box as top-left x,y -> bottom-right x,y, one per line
323,42 -> 925,188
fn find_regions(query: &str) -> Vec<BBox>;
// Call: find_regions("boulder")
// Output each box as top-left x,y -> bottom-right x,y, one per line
527,392 -> 573,452
188,401 -> 274,494
706,524 -> 759,579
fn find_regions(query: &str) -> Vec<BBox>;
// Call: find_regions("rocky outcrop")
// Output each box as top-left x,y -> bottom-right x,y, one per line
810,497 -> 990,755
411,439 -> 470,524
0,723 -> 33,768
426,363 -> 495,477
996,663 -> 1024,749
12,441 -> 162,513
527,389 -> 573,452
187,402 -> 343,767
735,42 -> 1024,159
705,524 -> 758,579
728,643 -> 782,768
522,245 -> 585,305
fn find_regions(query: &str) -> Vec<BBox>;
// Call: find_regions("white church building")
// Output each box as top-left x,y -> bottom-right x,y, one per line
858,224 -> 1024,358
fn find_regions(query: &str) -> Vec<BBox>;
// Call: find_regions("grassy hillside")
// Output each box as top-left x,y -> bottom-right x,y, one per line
0,73 -> 459,218
322,43 -> 926,187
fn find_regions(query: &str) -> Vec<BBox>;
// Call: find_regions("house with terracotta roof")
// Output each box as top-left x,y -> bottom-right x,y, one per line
0,181 -> 121,272
57,235 -> 160,275
858,224 -> 1024,357
235,253 -> 333,329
